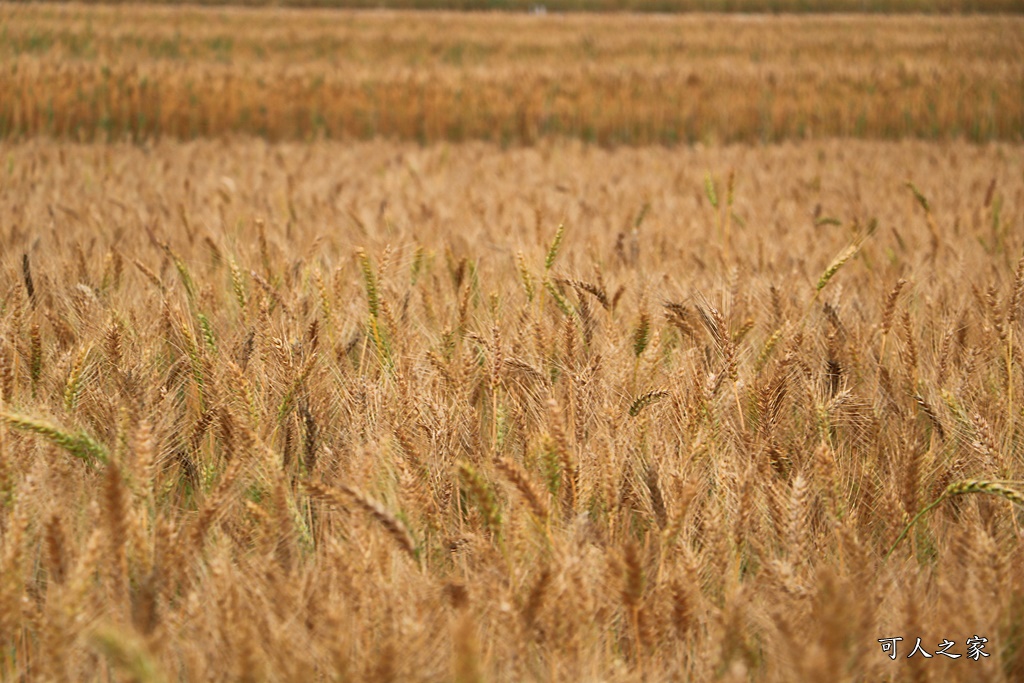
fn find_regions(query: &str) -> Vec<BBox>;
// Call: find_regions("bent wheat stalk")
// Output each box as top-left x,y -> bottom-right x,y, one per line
885,479 -> 1024,559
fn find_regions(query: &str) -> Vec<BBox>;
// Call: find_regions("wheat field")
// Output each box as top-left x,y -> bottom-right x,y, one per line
2,4 -> 1024,683
2,136 -> 1023,681
3,5 -> 1023,144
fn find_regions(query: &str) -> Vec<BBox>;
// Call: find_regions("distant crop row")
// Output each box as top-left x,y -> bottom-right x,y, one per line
42,0 -> 1024,13
2,6 -> 1021,144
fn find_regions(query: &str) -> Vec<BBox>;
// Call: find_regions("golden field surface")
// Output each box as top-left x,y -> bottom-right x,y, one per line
1,5 -> 1023,144
32,0 -> 1024,11
0,136 -> 1023,682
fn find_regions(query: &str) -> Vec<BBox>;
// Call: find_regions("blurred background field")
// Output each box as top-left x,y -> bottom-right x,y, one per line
29,0 -> 1024,12
2,4 -> 1022,145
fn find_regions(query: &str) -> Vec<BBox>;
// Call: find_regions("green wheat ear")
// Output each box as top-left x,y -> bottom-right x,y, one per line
816,243 -> 859,292
543,280 -> 573,318
629,389 -> 668,417
516,251 -> 535,302
357,248 -> 379,318
632,311 -> 650,358
545,223 -> 565,271
163,243 -> 196,304
906,181 -> 930,213
814,220 -> 876,296
704,172 -> 718,209
1,411 -> 108,465
885,479 -> 1024,559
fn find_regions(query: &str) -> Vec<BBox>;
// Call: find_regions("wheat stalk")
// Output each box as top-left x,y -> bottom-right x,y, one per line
458,462 -> 503,539
90,626 -> 168,683
495,457 -> 549,522
886,479 -> 1024,559
1008,256 -> 1024,427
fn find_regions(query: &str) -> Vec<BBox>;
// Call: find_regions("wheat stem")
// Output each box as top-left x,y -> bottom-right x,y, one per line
886,479 -> 1024,559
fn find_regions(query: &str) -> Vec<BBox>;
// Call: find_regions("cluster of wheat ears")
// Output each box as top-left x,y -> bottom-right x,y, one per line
0,136 -> 1019,681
